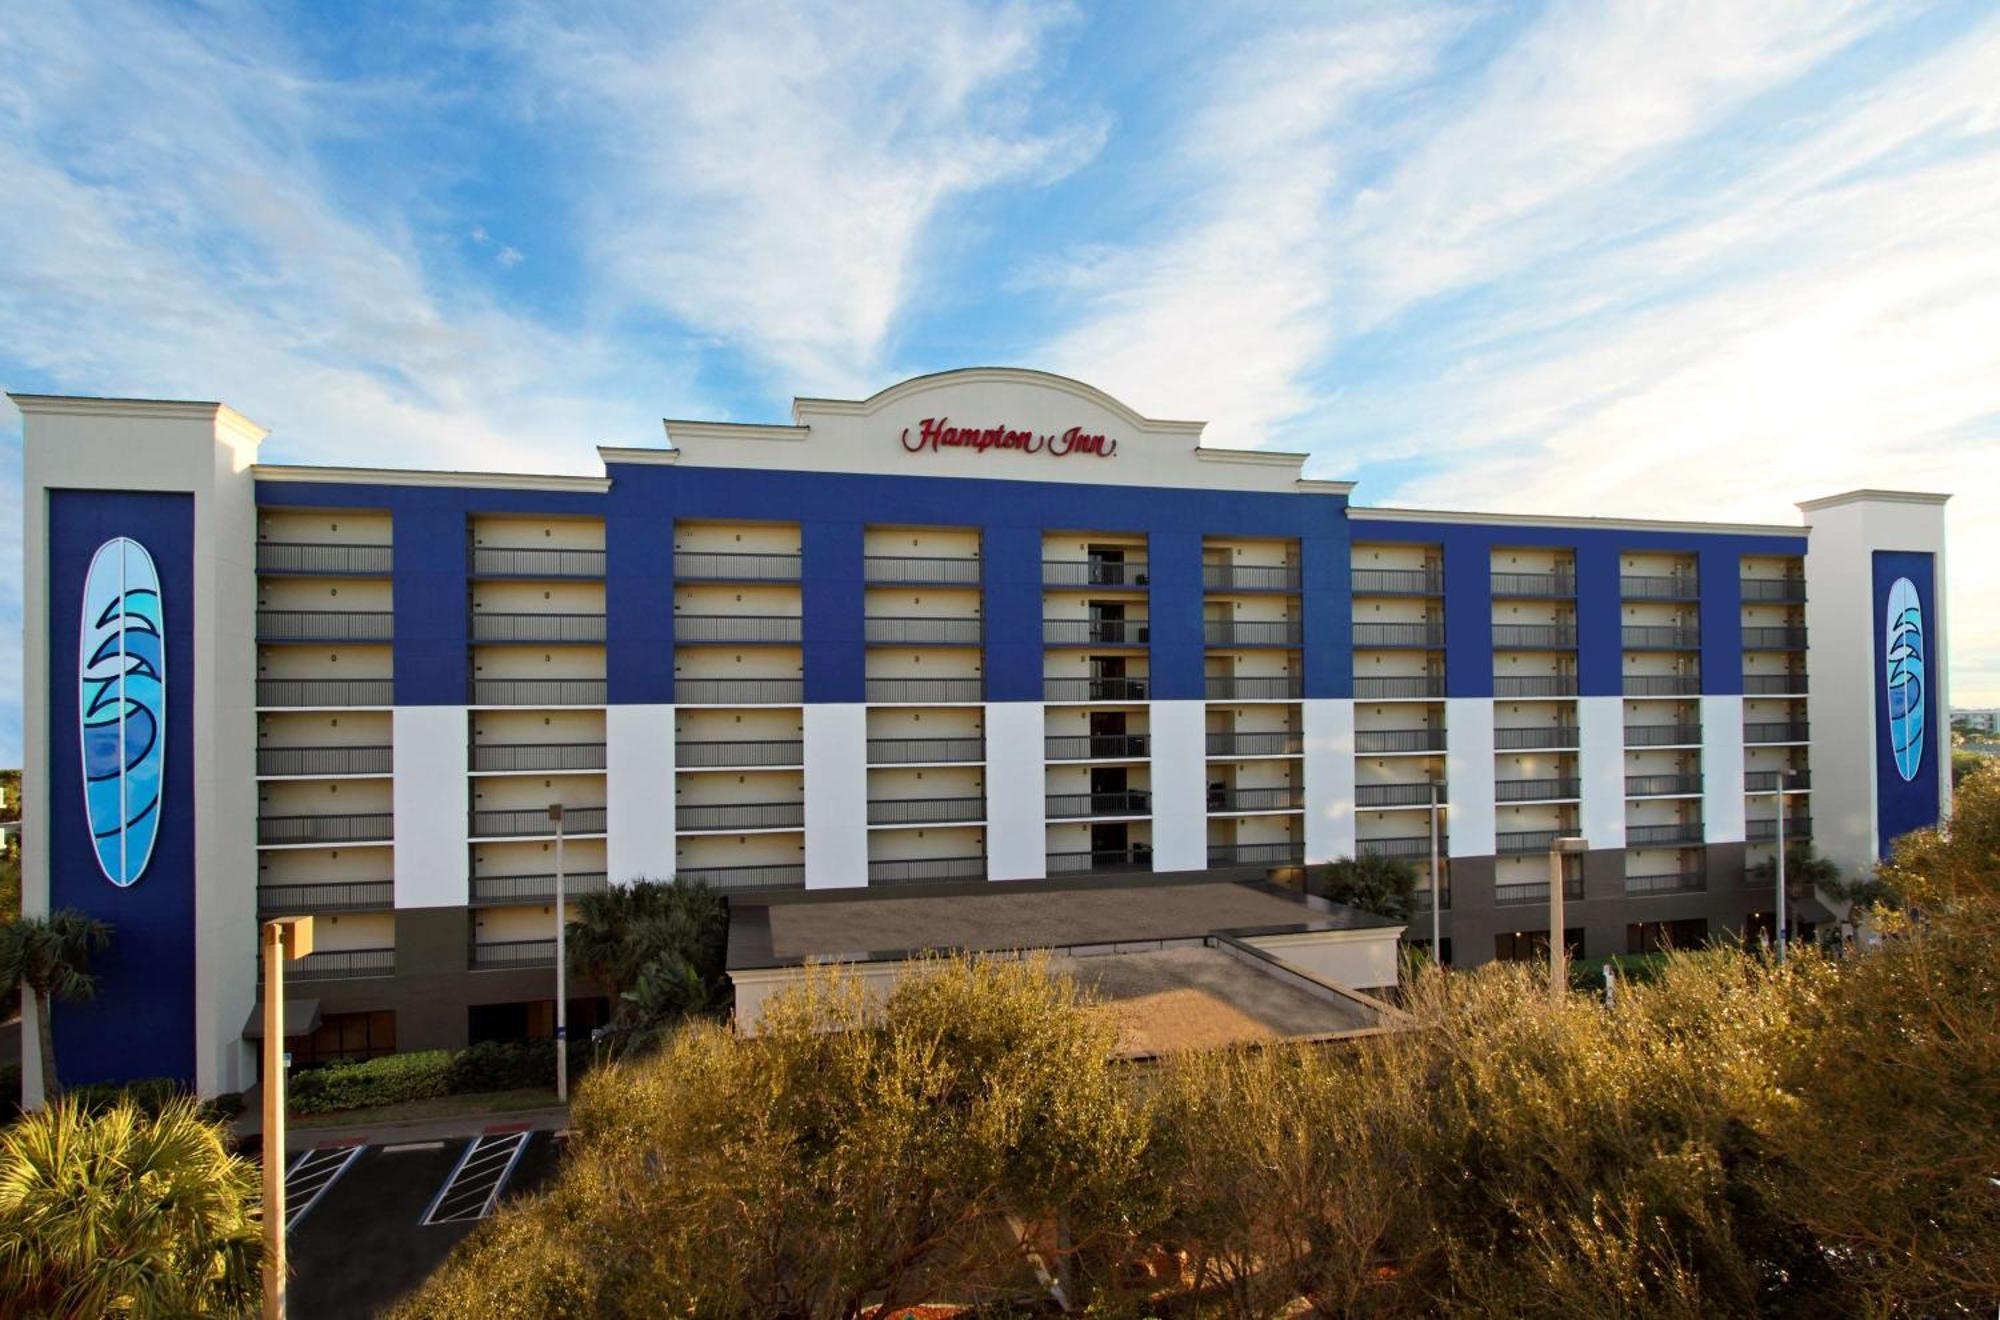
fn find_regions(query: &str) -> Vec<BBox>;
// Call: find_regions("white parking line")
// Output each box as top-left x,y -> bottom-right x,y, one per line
418,1131 -> 532,1226
285,1144 -> 365,1230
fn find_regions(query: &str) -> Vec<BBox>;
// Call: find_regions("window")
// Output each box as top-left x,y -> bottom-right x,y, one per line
1627,918 -> 1708,955
1493,928 -> 1585,963
283,1010 -> 396,1071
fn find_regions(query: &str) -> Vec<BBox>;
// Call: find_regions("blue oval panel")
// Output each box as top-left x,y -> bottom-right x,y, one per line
1884,575 -> 1924,784
79,536 -> 166,887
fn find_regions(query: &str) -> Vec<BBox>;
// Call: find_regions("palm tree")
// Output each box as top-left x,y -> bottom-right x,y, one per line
0,1095 -> 262,1316
0,910 -> 113,1099
567,877 -> 726,1029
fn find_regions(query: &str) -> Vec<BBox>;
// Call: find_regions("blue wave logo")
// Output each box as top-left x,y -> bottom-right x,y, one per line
1884,575 -> 1924,784
79,537 -> 165,887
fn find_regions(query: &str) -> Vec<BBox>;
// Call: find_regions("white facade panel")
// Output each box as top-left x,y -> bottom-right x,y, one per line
393,706 -> 470,907
803,703 -> 869,889
1577,697 -> 1627,849
984,702 -> 1047,881
1302,698 -> 1356,863
607,704 -> 676,884
1444,698 -> 1497,857
1700,696 -> 1748,844
1147,700 -> 1207,872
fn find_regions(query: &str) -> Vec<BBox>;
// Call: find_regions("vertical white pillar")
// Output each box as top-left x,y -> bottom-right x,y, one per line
1444,698 -> 1497,857
984,702 -> 1047,881
1577,696 -> 1627,849
1302,698 -> 1356,863
803,703 -> 869,889
1147,699 -> 1207,873
1700,695 -> 1747,844
606,704 -> 676,884
393,706 -> 470,907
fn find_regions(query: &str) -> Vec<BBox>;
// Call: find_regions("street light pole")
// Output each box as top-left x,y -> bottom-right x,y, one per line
1548,837 -> 1588,1006
1427,775 -> 1442,962
1772,767 -> 1797,965
550,803 -> 567,1104
260,915 -> 313,1320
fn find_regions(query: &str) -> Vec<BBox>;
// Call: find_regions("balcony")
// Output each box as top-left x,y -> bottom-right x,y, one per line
1621,576 -> 1700,601
1742,627 -> 1808,650
1209,730 -> 1305,756
287,948 -> 395,982
867,617 -> 982,645
1746,816 -> 1813,842
1043,560 -> 1147,588
471,613 -> 606,643
257,881 -> 394,914
1493,624 -> 1576,649
675,863 -> 805,892
1743,768 -> 1811,792
672,551 -> 802,582
1043,676 -> 1146,702
1495,725 -> 1579,750
1047,790 -> 1151,819
471,678 -> 607,706
469,806 -> 606,838
866,677 -> 981,703
1628,821 -> 1706,847
1411,885 -> 1451,912
1354,675 -> 1444,700
1496,877 -> 1584,905
1740,578 -> 1806,603
674,615 -> 802,644
1353,622 -> 1444,648
1494,675 -> 1577,698
1203,564 -> 1299,592
1741,672 -> 1808,695
1207,841 -> 1304,866
472,938 -> 555,971
256,610 -> 394,643
868,797 -> 984,826
1623,625 -> 1700,650
677,678 -> 803,705
863,555 -> 981,585
1624,674 -> 1700,697
1358,835 -> 1439,861
470,545 -> 605,578
1625,872 -> 1706,897
257,745 -> 393,777
1496,829 -> 1566,856
1047,733 -> 1149,760
1627,774 -> 1704,797
470,742 -> 608,773
676,801 -> 804,832
1044,618 -> 1148,646
1353,782 -> 1440,808
1495,778 -> 1581,802
869,855 -> 987,884
1204,620 -> 1302,647
469,871 -> 610,905
1744,722 -> 1810,744
256,542 -> 393,575
867,736 -> 984,764
257,812 -> 394,846
1204,675 -> 1302,700
1350,567 -> 1441,595
1625,724 -> 1702,747
676,739 -> 804,769
1046,847 -> 1152,875
1490,572 -> 1576,598
1210,786 -> 1304,812
257,678 -> 396,707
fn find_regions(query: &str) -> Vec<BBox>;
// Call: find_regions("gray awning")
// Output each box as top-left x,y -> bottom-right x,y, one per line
242,999 -> 321,1040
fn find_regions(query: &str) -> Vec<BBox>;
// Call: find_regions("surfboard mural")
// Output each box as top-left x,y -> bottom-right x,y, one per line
79,536 -> 165,887
1884,575 -> 1924,785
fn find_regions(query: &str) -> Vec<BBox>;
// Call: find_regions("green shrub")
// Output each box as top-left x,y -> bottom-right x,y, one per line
289,1050 -> 452,1116
448,1039 -> 585,1094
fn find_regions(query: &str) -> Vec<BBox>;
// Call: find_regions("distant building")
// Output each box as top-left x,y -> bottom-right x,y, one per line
1953,708 -> 1999,736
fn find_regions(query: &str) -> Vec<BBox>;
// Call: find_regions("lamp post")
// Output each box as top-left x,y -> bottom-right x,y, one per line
1771,766 -> 1800,965
1548,836 -> 1588,1005
550,803 -> 567,1104
260,915 -> 314,1320
1427,772 -> 1444,962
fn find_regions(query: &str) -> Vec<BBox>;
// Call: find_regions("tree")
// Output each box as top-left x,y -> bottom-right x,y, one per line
0,1096 -> 262,1316
1746,839 -> 1842,891
566,877 -> 726,1036
0,910 -> 112,1099
1308,853 -> 1419,920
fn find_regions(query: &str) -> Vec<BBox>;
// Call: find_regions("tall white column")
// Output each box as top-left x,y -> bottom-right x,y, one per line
803,704 -> 869,889
606,704 -> 676,884
984,702 -> 1047,881
1577,697 -> 1627,849
1444,698 -> 1497,857
393,706 -> 470,907
1148,700 -> 1207,873
1700,695 -> 1747,844
1302,698 -> 1356,863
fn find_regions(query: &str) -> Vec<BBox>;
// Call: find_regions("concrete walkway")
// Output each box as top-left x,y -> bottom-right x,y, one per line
234,1086 -> 571,1153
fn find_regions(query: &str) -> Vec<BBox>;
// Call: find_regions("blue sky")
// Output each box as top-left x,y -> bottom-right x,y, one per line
4,0 -> 1998,764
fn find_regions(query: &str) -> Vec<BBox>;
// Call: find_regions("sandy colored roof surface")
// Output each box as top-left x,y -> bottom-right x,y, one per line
1056,946 -> 1380,1055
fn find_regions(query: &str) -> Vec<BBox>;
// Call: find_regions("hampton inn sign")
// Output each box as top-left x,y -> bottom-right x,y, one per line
899,416 -> 1119,459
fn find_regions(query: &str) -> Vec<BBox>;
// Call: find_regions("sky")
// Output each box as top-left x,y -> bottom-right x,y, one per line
2,0 -> 1997,764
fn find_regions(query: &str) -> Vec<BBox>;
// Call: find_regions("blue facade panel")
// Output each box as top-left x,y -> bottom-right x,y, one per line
1574,547 -> 1622,697
605,507 -> 673,705
394,508 -> 468,705
802,519 -> 865,703
1696,545 -> 1744,693
1872,550 -> 1941,856
1441,539 -> 1494,698
982,525 -> 1044,703
1146,530 -> 1205,701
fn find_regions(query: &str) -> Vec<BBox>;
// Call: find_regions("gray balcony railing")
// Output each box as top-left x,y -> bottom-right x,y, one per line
674,614 -> 802,644
257,678 -> 396,707
1493,624 -> 1577,649
255,610 -> 394,643
1210,786 -> 1304,812
1743,768 -> 1811,792
471,613 -> 606,643
1044,618 -> 1149,645
1496,878 -> 1584,905
1208,730 -> 1305,756
470,871 -> 610,905
1047,791 -> 1151,819
867,736 -> 984,764
257,881 -> 394,914
1042,676 -> 1147,702
472,939 -> 556,971
1204,675 -> 1302,700
471,678 -> 607,706
1043,560 -> 1148,588
1353,782 -> 1439,808
1624,724 -> 1703,747
1496,829 -> 1566,856
863,555 -> 981,585
1623,625 -> 1701,649
866,677 -> 982,703
1204,619 -> 1302,647
1746,816 -> 1813,842
1628,821 -> 1706,847
867,797 -> 984,826
1353,675 -> 1444,700
866,617 -> 983,645
1624,674 -> 1700,696
676,678 -> 803,705
1047,733 -> 1150,760
1621,575 -> 1701,601
1495,725 -> 1579,750
1740,578 -> 1806,602
1494,675 -> 1578,698
1046,847 -> 1152,875
257,812 -> 394,846
1741,672 -> 1808,695
1358,835 -> 1439,861
1490,572 -> 1577,598
470,545 -> 606,577
1744,722 -> 1811,744
470,806 -> 606,837
470,742 -> 608,773
1495,778 -> 1581,802
672,550 -> 802,581
1625,872 -> 1707,896
1350,567 -> 1441,595
675,739 -> 804,768
1207,841 -> 1304,866
1203,563 -> 1300,592
1411,885 -> 1452,912
1353,621 -> 1445,648
676,801 -> 804,831
1742,627 -> 1808,650
1353,727 -> 1443,754
256,542 -> 393,575
287,948 -> 395,982
256,745 -> 393,777
869,855 -> 987,884
675,863 -> 805,892
1627,774 -> 1704,797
